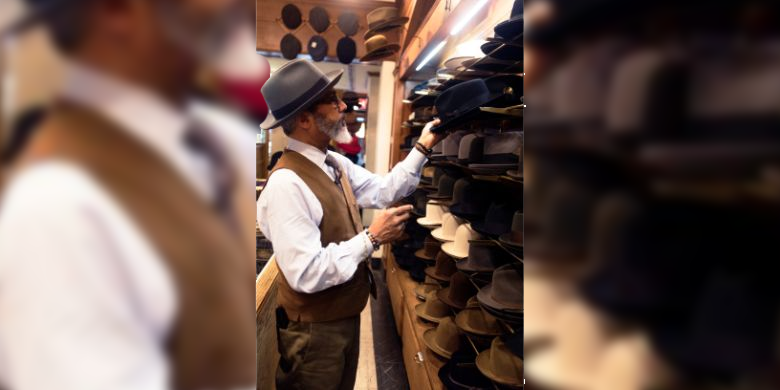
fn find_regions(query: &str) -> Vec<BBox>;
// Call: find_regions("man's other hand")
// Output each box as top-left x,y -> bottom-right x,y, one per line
368,205 -> 413,244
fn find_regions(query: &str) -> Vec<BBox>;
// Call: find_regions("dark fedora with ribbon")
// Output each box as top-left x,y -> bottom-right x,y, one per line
307,35 -> 328,62
472,202 -> 520,238
494,0 -> 524,40
431,79 -> 508,133
308,6 -> 331,34
336,37 -> 357,64
261,59 -> 343,129
280,33 -> 302,60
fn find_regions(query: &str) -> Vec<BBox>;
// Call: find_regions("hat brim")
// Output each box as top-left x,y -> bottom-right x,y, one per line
475,348 -> 524,387
423,328 -> 455,359
430,90 -> 509,134
437,287 -> 468,310
477,283 -> 524,312
455,309 -> 504,337
363,17 -> 410,39
263,70 -> 344,129
360,45 -> 401,62
494,17 -> 524,41
431,227 -> 455,242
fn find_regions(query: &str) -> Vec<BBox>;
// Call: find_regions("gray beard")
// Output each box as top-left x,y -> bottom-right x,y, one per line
316,115 -> 353,144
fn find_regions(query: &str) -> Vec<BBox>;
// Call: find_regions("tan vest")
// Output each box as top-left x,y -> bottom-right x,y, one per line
270,150 -> 370,323
10,102 -> 256,390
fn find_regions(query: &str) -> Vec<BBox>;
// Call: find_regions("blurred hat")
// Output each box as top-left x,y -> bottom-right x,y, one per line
282,4 -> 303,29
442,223 -> 483,259
337,12 -> 360,36
336,37 -> 357,64
468,132 -> 522,174
472,203 -> 519,238
476,337 -> 524,388
307,35 -> 328,61
432,212 -> 464,242
363,6 -> 409,39
427,173 -> 457,201
414,236 -> 442,262
494,0 -> 524,39
308,6 -> 330,33
415,290 -> 452,323
477,264 -> 523,312
456,241 -> 513,273
437,271 -> 478,310
415,276 -> 442,301
360,34 -> 400,62
456,134 -> 484,165
280,33 -> 302,60
412,189 -> 429,216
439,348 -> 494,389
423,316 -> 461,359
455,302 -> 504,337
463,56 -> 523,73
499,211 -> 523,248
261,59 -> 343,129
481,33 -> 523,61
448,178 -> 492,220
425,250 -> 458,282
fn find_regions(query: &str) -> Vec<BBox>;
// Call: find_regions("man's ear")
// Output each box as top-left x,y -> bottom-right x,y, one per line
298,112 -> 314,131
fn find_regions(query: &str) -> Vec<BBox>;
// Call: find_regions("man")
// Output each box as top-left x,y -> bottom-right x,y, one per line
0,0 -> 256,389
257,59 -> 446,390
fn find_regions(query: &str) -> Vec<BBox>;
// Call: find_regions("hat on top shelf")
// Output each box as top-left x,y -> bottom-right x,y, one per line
360,34 -> 401,62
307,35 -> 328,62
281,4 -> 303,30
494,0 -> 524,40
430,79 -> 514,133
363,7 -> 409,40
309,6 -> 331,34
337,12 -> 360,36
462,56 -> 523,73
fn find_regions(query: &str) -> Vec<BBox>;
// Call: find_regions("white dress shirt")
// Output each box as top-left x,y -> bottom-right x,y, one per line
257,138 -> 427,294
0,61 -> 255,390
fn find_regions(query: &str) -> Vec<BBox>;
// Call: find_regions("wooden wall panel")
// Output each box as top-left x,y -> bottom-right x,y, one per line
256,0 -> 405,62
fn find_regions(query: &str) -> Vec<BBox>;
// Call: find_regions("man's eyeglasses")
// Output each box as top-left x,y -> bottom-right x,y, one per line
311,90 -> 341,108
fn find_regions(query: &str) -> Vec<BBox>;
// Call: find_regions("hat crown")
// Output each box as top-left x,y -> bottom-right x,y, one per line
433,174 -> 457,198
422,291 -> 451,318
366,6 -> 401,26
489,265 -> 523,309
453,223 -> 481,257
261,59 -> 335,121
430,251 -> 457,280
457,306 -> 502,335
441,213 -> 462,239
423,237 -> 442,257
462,241 -> 510,271
424,202 -> 446,223
458,134 -> 484,162
484,132 -> 523,156
485,337 -> 523,379
444,272 -> 478,308
432,317 -> 461,354
434,79 -> 493,124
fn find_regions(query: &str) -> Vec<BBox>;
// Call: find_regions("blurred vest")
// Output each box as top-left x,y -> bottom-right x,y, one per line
269,150 -> 370,323
12,101 -> 256,390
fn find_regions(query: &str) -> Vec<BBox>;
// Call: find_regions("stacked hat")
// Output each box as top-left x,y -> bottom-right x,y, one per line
477,264 -> 523,324
360,7 -> 406,62
336,11 -> 359,64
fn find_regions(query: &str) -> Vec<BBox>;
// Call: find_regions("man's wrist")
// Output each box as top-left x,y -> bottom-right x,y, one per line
365,229 -> 381,250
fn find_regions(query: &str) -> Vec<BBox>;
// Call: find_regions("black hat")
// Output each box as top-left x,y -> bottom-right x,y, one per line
338,12 -> 360,36
494,0 -> 523,39
463,56 -> 523,73
282,4 -> 303,30
336,37 -> 357,64
309,6 -> 330,34
481,34 -> 523,61
431,79 -> 504,133
438,348 -> 494,390
280,33 -> 302,60
261,59 -> 343,129
448,178 -> 492,219
472,202 -> 519,238
307,35 -> 328,62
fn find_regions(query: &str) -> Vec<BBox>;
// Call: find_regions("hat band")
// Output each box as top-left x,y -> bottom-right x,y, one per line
271,77 -> 330,120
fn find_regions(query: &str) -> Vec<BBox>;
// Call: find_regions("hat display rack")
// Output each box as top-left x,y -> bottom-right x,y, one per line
386,6 -> 524,388
275,4 -> 368,63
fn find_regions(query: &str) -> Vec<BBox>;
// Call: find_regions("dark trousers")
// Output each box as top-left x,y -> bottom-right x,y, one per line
276,314 -> 361,390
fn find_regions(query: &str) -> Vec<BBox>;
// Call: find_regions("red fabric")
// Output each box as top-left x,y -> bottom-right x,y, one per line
337,135 -> 361,155
218,76 -> 269,121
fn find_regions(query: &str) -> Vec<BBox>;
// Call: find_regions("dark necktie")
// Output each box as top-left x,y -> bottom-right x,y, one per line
324,154 -> 377,299
184,123 -> 237,231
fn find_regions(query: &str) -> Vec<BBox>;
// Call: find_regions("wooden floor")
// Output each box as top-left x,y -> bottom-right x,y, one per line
355,301 -> 380,390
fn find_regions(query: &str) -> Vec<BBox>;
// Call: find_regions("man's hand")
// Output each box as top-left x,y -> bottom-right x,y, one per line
417,119 -> 447,150
368,205 -> 413,245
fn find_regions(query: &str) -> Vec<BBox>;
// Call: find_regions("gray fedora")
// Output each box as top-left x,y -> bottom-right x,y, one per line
261,59 -> 343,129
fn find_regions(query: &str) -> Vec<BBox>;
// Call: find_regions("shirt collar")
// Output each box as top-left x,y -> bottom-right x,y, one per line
286,137 -> 329,168
60,60 -> 190,161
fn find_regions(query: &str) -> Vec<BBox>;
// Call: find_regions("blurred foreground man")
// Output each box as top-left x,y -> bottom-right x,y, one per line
0,0 -> 256,389
257,59 -> 446,390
